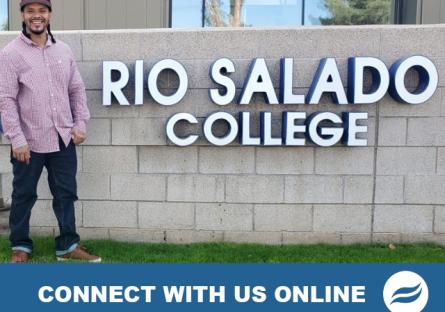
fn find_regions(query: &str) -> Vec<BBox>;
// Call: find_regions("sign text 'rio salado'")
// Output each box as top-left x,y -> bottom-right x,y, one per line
102,56 -> 438,147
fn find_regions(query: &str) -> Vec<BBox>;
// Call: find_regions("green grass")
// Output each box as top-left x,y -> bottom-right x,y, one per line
1,236 -> 444,263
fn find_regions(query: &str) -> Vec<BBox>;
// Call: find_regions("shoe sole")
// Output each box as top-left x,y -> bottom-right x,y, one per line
57,257 -> 102,263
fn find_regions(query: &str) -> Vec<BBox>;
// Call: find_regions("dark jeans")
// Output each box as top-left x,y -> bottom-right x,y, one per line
9,136 -> 80,255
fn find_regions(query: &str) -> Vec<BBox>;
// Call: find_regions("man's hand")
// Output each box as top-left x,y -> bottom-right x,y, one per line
12,145 -> 31,164
71,128 -> 86,145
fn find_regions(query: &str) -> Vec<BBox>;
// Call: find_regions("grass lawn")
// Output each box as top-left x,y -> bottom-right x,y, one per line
1,236 -> 444,263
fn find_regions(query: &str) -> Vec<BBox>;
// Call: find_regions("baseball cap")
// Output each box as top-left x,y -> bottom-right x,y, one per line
20,0 -> 52,10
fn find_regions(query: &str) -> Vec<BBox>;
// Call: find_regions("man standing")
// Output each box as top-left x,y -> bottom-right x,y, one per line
0,0 -> 100,263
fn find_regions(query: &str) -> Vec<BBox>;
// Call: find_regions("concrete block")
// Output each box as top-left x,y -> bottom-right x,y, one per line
317,28 -> 380,58
407,117 -> 445,146
313,205 -> 372,233
282,232 -> 341,245
83,201 -> 137,228
436,58 -> 445,87
167,175 -> 224,202
138,202 -> 195,230
77,173 -> 110,200
199,147 -> 255,174
112,118 -> 166,145
76,146 -> 83,172
224,231 -> 282,245
343,176 -> 374,204
82,31 -> 142,61
109,228 -> 165,243
0,146 -> 11,173
379,92 -> 441,117
256,147 -> 314,174
77,227 -> 110,240
341,234 -> 372,245
0,134 -> 10,145
254,204 -> 312,231
374,205 -> 434,233
376,147 -> 436,175
381,27 -> 445,59
433,234 -> 445,246
378,118 -> 407,146
30,200 -> 82,227
57,32 -> 83,61
154,28 -> 320,60
35,170 -> 52,200
315,147 -> 374,175
371,233 -> 401,244
78,62 -> 102,90
434,206 -> 445,233
438,88 -> 445,116
139,146 -> 198,173
285,176 -> 343,204
439,148 -> 445,175
29,227 -> 56,237
0,32 -> 19,50
400,233 -> 437,243
87,91 -> 139,118
405,176 -> 445,204
226,176 -> 284,204
111,174 -> 166,201
83,146 -> 137,173
137,89 -> 207,118
1,173 -> 12,199
375,176 -> 404,204
84,119 -> 111,145
165,230 -> 224,244
195,203 -> 253,231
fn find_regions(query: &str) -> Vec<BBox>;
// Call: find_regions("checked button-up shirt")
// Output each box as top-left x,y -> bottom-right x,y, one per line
0,33 -> 90,153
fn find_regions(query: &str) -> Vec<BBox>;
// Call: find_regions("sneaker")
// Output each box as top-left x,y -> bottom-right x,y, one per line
57,246 -> 101,263
11,250 -> 29,263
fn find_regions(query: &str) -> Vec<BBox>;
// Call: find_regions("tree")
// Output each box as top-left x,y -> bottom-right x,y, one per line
320,0 -> 391,25
1,18 -> 7,31
205,0 -> 246,27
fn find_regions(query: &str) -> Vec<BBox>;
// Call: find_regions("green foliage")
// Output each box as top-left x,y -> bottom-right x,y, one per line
1,236 -> 445,263
1,18 -> 7,31
320,0 -> 391,25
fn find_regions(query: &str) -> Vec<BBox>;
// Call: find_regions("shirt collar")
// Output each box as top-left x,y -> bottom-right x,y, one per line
19,32 -> 53,48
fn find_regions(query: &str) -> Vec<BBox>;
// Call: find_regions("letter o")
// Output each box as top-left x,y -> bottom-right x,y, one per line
389,56 -> 438,104
203,112 -> 238,146
55,286 -> 72,303
148,59 -> 188,105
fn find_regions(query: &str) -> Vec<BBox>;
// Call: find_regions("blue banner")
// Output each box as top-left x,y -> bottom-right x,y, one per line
0,264 -> 441,311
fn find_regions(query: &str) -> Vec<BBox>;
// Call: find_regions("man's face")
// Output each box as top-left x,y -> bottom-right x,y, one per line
21,3 -> 51,35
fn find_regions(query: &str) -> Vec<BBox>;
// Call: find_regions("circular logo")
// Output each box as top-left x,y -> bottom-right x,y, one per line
383,271 -> 429,312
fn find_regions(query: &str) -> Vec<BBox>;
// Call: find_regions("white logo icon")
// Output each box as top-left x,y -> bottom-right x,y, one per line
383,271 -> 429,312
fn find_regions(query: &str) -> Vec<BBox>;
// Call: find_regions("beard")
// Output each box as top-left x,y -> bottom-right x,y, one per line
25,19 -> 47,35
28,27 -> 46,35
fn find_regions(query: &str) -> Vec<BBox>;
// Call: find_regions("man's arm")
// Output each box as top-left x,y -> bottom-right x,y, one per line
0,52 -> 30,156
67,51 -> 90,144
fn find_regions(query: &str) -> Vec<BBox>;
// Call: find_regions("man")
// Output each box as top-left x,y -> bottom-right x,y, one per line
0,0 -> 100,263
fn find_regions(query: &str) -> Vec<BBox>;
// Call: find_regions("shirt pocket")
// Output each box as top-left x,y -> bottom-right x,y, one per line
49,56 -> 71,87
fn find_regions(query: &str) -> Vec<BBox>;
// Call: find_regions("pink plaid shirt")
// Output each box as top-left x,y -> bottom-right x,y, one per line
0,33 -> 89,153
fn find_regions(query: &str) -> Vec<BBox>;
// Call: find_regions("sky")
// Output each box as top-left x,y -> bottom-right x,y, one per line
171,0 -> 331,28
0,0 -> 7,30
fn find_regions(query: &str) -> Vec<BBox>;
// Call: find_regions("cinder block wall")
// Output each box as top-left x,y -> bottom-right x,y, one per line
1,25 -> 444,245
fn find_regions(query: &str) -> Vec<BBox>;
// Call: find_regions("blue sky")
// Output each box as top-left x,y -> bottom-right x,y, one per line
0,0 -> 7,29
172,0 -> 331,28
